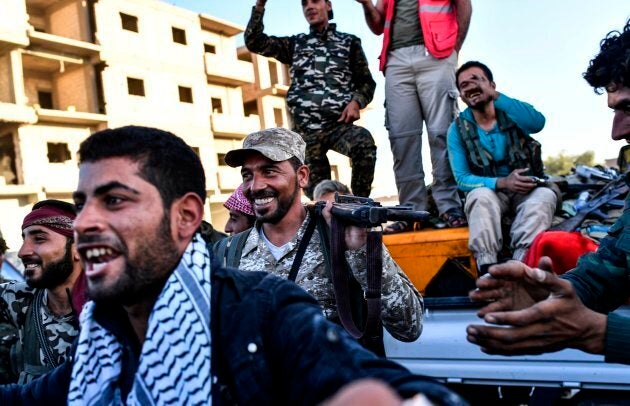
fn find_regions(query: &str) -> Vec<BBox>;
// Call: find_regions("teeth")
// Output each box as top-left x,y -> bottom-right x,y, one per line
85,247 -> 114,262
25,264 -> 39,270
255,197 -> 273,205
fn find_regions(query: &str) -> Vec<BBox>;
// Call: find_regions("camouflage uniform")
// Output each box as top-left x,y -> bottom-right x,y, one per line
245,7 -> 377,198
237,209 -> 423,342
0,282 -> 78,383
561,188 -> 630,365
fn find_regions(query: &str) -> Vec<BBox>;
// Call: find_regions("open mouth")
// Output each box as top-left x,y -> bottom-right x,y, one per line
79,245 -> 120,275
254,197 -> 274,206
22,261 -> 42,274
466,89 -> 482,99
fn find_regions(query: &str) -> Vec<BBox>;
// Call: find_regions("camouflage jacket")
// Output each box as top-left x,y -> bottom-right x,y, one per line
0,282 -> 78,380
245,7 -> 376,132
562,193 -> 630,365
237,209 -> 423,342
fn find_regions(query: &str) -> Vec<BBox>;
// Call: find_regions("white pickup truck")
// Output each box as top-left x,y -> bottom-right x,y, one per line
382,229 -> 630,404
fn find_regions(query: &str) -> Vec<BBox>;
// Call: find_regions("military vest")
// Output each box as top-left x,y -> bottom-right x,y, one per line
455,109 -> 545,178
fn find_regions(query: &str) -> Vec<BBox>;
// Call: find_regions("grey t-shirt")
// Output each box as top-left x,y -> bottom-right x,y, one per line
390,0 -> 424,51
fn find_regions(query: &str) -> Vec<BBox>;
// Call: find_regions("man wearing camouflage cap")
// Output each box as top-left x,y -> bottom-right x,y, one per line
217,127 -> 423,343
245,0 -> 377,200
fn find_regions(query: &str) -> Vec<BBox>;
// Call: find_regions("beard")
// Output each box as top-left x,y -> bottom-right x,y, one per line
26,239 -> 74,289
87,210 -> 181,307
249,182 -> 300,225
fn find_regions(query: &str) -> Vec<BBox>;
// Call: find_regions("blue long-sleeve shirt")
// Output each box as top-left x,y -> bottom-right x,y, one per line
447,93 -> 546,192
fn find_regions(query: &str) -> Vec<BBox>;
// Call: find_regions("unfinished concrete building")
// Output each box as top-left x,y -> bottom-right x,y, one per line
0,0 -> 352,250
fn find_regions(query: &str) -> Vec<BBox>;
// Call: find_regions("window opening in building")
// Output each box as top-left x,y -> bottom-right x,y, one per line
47,142 -> 71,163
120,13 -> 138,32
273,108 -> 284,127
237,52 -> 253,63
243,101 -> 258,116
211,98 -> 223,114
172,27 -> 187,45
37,91 -> 53,109
0,133 -> 18,185
127,77 -> 145,96
178,86 -> 193,103
268,60 -> 278,85
204,44 -> 216,54
217,153 -> 227,166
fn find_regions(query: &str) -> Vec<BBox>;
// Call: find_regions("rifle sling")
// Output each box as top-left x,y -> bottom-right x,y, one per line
287,207 -> 318,282
330,216 -> 382,339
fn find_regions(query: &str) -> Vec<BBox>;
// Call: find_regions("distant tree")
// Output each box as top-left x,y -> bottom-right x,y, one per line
544,150 -> 596,176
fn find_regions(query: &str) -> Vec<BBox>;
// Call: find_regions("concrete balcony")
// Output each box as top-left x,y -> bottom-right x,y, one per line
28,29 -> 100,58
205,53 -> 254,86
35,108 -> 107,125
0,103 -> 37,124
216,165 -> 242,191
210,113 -> 260,138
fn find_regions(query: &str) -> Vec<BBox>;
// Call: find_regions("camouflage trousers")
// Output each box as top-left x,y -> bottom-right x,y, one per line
298,123 -> 376,199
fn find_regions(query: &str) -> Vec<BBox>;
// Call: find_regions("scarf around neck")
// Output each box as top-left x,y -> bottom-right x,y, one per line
68,234 -> 211,405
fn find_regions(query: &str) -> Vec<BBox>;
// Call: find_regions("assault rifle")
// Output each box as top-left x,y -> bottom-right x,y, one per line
328,194 -> 429,356
552,176 -> 628,232
330,194 -> 430,227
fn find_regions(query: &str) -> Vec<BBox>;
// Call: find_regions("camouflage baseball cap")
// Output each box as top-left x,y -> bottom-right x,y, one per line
224,127 -> 306,167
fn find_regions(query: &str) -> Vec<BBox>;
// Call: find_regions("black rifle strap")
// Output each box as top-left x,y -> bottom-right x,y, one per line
287,207 -> 318,282
330,216 -> 382,339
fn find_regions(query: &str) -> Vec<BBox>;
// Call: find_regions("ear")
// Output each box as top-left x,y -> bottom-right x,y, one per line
70,242 -> 81,263
170,192 -> 205,244
490,81 -> 496,89
297,164 -> 310,189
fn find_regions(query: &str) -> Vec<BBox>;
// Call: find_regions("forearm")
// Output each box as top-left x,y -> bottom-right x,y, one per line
244,6 -> 293,63
562,235 -> 630,313
346,246 -> 424,342
350,38 -> 376,108
454,0 -> 472,51
359,1 -> 385,35
604,312 -> 630,364
494,93 -> 546,134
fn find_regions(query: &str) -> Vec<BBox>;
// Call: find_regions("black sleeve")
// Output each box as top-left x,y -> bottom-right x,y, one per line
0,358 -> 72,405
262,276 -> 467,405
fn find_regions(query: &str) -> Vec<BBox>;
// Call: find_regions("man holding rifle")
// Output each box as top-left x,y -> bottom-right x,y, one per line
216,128 -> 423,343
467,20 -> 630,365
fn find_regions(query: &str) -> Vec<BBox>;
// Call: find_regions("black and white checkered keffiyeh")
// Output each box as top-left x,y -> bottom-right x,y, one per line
68,234 -> 211,405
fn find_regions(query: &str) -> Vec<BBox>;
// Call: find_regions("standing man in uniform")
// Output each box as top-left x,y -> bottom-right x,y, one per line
245,0 -> 377,199
356,0 -> 472,232
0,200 -> 81,383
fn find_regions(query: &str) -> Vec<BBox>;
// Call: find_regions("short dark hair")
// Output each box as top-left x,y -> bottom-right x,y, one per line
78,126 -> 206,208
313,179 -> 350,200
456,61 -> 494,89
287,156 -> 303,172
583,19 -> 630,94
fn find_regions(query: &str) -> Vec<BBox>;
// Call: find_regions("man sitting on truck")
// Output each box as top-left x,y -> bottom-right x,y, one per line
216,127 -> 423,344
467,20 -> 630,365
447,61 -> 557,273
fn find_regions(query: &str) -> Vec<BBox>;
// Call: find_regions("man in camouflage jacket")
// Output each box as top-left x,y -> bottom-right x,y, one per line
221,128 -> 423,343
0,200 -> 82,383
245,0 -> 377,199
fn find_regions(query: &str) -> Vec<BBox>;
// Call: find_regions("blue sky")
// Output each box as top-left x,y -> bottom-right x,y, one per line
170,0 -> 628,194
